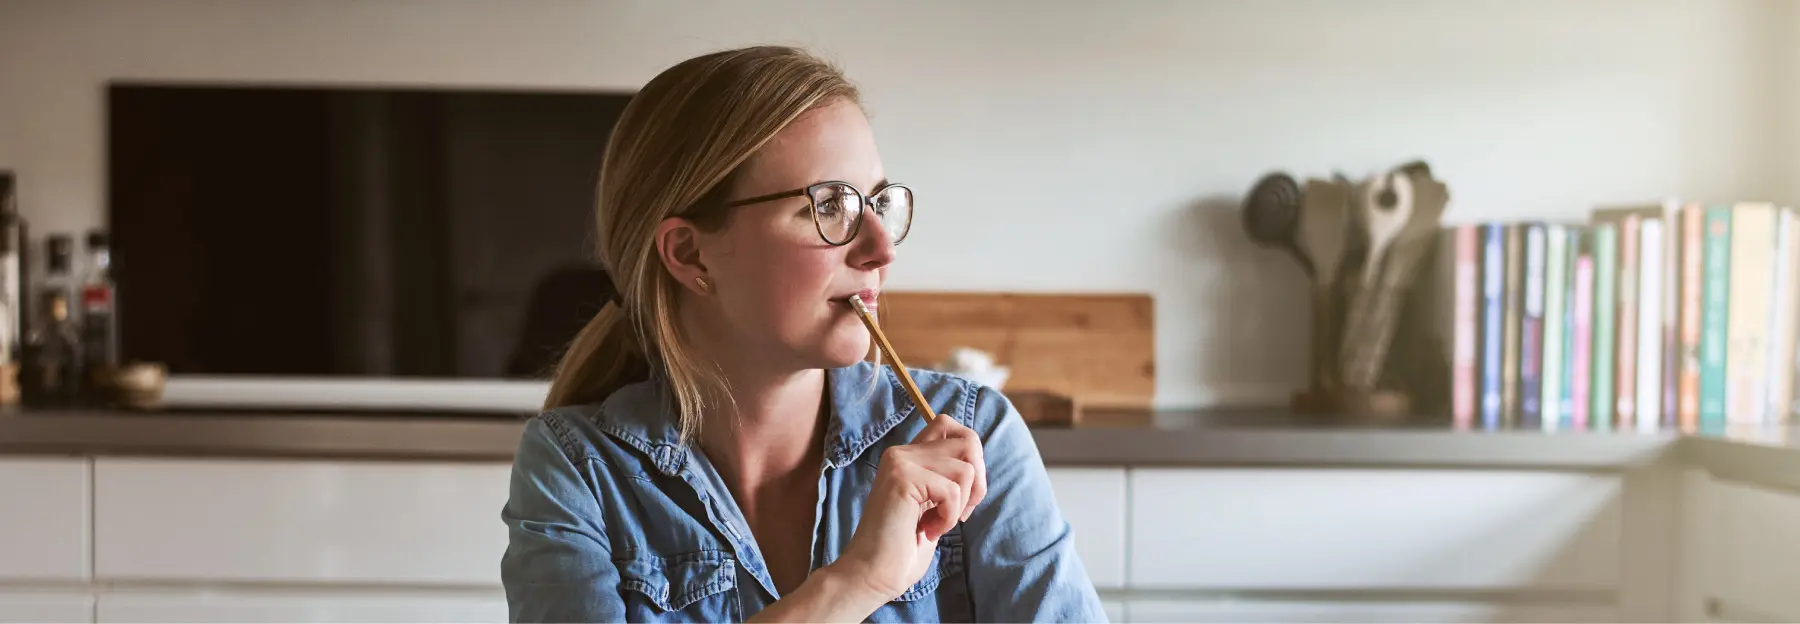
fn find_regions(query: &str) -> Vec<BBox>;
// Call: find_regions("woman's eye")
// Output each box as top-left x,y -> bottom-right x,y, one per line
816,199 -> 845,217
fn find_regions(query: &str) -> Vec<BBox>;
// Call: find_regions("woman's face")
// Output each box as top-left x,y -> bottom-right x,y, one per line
679,99 -> 899,371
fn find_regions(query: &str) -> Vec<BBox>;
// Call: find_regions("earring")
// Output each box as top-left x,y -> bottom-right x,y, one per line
695,276 -> 712,293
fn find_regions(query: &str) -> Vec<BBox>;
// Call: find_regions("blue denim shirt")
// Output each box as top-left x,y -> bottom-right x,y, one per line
499,361 -> 1107,622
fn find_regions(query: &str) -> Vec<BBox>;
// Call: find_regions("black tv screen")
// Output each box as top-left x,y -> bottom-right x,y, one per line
106,82 -> 633,380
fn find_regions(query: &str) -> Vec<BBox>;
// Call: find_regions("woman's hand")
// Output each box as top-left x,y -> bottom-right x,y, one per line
829,413 -> 988,604
746,414 -> 987,623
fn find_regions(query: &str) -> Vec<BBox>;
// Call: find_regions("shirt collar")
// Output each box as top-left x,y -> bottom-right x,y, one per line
593,360 -> 918,476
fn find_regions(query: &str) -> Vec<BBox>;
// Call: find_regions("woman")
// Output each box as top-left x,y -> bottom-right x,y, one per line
500,45 -> 1106,623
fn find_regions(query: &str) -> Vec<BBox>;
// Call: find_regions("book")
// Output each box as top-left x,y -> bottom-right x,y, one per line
1727,202 -> 1776,424
1541,225 -> 1568,431
1662,200 -> 1681,428
1616,215 -> 1641,429
1520,224 -> 1547,428
1560,227 -> 1581,428
1677,203 -> 1704,432
1699,207 -> 1733,430
1451,225 -> 1481,428
1572,239 -> 1595,430
1501,224 -> 1524,427
1591,224 -> 1619,431
1767,209 -> 1800,423
1481,223 -> 1507,429
1637,218 -> 1664,432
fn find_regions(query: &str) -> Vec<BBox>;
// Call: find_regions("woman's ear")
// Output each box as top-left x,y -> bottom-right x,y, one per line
654,216 -> 710,295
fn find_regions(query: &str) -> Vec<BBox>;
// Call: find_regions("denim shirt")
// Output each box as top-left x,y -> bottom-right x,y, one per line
499,361 -> 1107,622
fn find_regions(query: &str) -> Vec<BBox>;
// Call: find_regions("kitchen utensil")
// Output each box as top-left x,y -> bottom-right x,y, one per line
1297,178 -> 1353,389
1358,170 -> 1415,286
1242,172 -> 1313,276
848,296 -> 937,421
1339,173 -> 1450,389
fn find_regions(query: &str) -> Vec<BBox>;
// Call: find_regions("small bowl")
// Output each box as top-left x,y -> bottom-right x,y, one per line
108,362 -> 167,409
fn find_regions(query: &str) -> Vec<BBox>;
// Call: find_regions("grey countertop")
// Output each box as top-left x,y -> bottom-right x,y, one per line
0,406 -> 1730,470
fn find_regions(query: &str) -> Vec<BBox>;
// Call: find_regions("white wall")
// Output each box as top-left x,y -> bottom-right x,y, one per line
0,0 -> 1788,408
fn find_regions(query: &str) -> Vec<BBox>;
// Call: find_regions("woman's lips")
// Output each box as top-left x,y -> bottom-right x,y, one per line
836,289 -> 880,310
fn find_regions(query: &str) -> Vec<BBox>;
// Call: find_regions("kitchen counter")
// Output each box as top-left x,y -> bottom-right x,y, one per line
5,407 -> 1796,485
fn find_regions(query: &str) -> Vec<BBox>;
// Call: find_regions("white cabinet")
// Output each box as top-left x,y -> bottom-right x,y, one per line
1124,599 -> 1618,623
95,592 -> 506,623
0,458 -> 90,581
0,592 -> 92,623
1100,600 -> 1124,622
1047,467 -> 1126,589
1128,468 -> 1623,590
1687,475 -> 1800,621
93,457 -> 512,585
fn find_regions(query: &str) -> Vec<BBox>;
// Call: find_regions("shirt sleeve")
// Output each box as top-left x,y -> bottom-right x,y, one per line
962,384 -> 1111,622
500,416 -> 625,623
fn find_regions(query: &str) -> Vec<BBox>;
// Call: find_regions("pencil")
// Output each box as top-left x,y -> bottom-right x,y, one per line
847,295 -> 937,421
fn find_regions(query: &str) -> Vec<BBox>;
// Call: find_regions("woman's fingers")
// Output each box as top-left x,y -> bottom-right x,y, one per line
897,459 -> 964,540
902,430 -> 988,521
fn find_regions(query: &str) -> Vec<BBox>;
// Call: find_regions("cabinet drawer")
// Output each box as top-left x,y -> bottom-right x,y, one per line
94,457 -> 511,585
1125,599 -> 1618,623
96,591 -> 505,623
1129,468 -> 1622,590
0,458 -> 90,581
0,591 -> 93,623
1702,479 -> 1800,620
1047,467 -> 1126,588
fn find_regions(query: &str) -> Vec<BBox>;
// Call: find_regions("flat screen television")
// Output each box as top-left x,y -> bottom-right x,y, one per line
106,82 -> 635,412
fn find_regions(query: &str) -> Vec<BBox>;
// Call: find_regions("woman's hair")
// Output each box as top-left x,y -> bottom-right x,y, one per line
542,45 -> 861,441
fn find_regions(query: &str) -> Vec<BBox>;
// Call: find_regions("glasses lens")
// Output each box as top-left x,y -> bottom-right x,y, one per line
873,185 -> 913,243
810,183 -> 862,244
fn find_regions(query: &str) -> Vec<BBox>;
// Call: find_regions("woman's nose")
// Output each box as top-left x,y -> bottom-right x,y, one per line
849,215 -> 897,270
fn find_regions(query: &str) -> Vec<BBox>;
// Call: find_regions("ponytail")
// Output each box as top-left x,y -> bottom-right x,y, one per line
542,302 -> 648,411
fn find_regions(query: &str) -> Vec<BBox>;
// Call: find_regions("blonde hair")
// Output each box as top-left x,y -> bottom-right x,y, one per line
542,46 -> 862,442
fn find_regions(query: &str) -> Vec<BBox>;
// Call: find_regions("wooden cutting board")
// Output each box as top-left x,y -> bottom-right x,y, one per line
874,291 -> 1155,413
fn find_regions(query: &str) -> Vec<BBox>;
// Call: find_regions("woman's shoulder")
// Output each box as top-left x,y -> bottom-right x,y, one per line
841,361 -> 1025,440
510,379 -> 681,480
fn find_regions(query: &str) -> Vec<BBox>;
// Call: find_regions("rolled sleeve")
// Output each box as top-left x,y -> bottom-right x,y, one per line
963,385 -> 1109,622
499,416 -> 624,623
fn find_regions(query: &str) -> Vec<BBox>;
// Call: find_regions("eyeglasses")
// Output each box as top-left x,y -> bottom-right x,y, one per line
719,181 -> 913,246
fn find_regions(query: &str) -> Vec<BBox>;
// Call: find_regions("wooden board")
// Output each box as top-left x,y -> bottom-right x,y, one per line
874,291 -> 1155,410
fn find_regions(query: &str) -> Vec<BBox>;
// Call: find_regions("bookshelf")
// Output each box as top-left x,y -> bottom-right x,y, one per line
1448,200 -> 1800,434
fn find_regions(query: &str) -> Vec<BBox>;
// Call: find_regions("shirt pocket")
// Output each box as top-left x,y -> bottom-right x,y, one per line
616,550 -> 739,622
878,530 -> 974,622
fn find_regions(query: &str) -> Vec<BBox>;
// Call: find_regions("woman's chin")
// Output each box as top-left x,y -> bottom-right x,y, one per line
813,330 -> 873,369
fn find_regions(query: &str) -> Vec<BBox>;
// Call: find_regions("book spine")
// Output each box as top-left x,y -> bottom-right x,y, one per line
1663,202 -> 1681,428
1572,249 -> 1595,430
1636,218 -> 1664,433
1502,224 -> 1524,427
1728,203 -> 1776,424
1591,224 -> 1619,431
1451,225 -> 1481,428
1541,225 -> 1567,430
1767,209 -> 1799,423
1521,224 -> 1546,428
1780,212 -> 1800,424
1678,204 -> 1704,431
1616,216 -> 1641,429
1561,228 -> 1581,427
1481,223 -> 1506,429
1699,207 -> 1733,429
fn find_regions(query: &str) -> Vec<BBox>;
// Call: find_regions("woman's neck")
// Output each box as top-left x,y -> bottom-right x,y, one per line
699,366 -> 830,486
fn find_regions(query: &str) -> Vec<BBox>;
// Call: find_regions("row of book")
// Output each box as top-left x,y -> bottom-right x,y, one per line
1446,200 -> 1800,432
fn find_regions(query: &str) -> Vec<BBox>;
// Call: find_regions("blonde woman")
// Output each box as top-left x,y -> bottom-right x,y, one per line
500,45 -> 1105,622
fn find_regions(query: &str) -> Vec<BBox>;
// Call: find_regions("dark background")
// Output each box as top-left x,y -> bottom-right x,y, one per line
107,83 -> 633,379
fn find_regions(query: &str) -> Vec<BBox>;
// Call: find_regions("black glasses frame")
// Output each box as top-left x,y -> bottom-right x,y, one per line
719,180 -> 913,246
